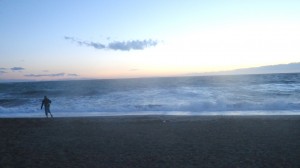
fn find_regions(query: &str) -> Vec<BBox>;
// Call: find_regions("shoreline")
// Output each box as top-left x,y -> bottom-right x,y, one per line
1,115 -> 300,168
1,111 -> 300,118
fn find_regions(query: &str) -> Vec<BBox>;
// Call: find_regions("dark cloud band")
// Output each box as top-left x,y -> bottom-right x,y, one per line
24,73 -> 65,77
24,73 -> 80,77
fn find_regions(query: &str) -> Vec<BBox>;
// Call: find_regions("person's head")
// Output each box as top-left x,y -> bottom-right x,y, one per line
44,96 -> 47,99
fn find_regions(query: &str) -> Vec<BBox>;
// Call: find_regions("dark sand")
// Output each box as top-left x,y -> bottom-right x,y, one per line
0,115 -> 299,168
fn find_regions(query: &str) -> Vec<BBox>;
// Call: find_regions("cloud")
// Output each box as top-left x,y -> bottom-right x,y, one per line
11,67 -> 25,71
24,73 -> 65,77
67,73 -> 80,77
0,68 -> 7,74
87,42 -> 106,49
65,36 -> 158,51
64,36 -> 105,49
108,40 -> 158,51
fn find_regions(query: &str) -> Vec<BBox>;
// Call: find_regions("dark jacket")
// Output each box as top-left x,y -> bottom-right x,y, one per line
41,98 -> 51,108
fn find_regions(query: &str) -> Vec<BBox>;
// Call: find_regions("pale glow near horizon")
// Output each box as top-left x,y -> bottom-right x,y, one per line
123,21 -> 300,76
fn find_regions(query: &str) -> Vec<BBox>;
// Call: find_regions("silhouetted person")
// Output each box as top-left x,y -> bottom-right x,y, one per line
41,96 -> 53,118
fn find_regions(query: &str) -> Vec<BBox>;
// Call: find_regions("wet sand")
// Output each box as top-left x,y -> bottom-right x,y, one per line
1,115 -> 300,168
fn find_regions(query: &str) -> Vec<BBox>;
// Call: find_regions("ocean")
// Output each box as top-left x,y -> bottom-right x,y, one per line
1,73 -> 300,117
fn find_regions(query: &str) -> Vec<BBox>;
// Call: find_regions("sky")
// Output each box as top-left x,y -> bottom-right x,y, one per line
1,0 -> 300,81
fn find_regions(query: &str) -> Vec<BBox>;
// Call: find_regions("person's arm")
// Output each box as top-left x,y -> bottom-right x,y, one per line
41,100 -> 44,109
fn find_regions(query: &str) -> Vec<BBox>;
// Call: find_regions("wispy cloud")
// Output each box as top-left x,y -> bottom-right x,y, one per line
65,36 -> 158,51
11,67 -> 25,71
24,73 -> 65,77
65,36 -> 105,49
0,68 -> 7,74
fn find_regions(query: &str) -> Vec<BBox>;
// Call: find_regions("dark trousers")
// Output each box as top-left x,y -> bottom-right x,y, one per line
45,106 -> 53,118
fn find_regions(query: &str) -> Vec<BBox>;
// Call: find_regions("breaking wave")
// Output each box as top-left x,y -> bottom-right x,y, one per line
1,73 -> 300,117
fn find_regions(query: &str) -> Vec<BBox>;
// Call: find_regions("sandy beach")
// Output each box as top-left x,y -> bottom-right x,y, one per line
0,115 -> 299,168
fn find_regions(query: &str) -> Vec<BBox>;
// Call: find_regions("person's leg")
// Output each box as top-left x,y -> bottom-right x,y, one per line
49,109 -> 53,118
45,109 -> 48,118
46,106 -> 53,118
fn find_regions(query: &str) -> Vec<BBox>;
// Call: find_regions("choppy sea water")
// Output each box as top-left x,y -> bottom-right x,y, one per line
1,73 -> 300,117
